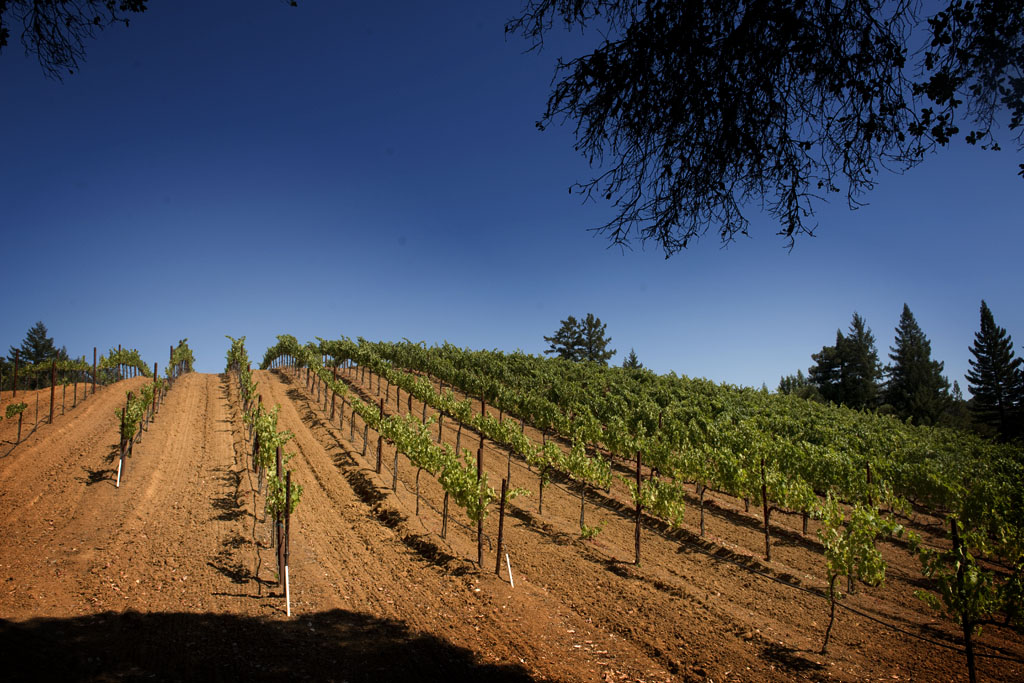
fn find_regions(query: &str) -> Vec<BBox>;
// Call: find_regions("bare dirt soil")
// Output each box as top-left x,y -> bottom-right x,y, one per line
1,370 -> 1021,682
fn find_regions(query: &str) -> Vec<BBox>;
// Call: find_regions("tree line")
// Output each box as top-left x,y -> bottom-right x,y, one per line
779,301 -> 1024,440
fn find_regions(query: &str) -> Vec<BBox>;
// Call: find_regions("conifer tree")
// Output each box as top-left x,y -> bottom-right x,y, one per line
884,304 -> 950,425
579,313 -> 615,364
543,315 -> 584,361
965,301 -> 1024,439
809,313 -> 881,410
543,314 -> 615,364
7,321 -> 59,365
622,348 -> 643,369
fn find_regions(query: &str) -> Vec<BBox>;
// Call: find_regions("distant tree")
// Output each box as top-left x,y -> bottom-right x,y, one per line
965,300 -> 1024,439
622,348 -> 642,369
809,313 -> 881,410
544,313 -> 615,364
884,304 -> 950,425
778,369 -> 821,401
508,0 -> 1024,256
544,315 -> 584,361
8,321 -> 60,365
7,321 -> 67,388
941,380 -> 975,432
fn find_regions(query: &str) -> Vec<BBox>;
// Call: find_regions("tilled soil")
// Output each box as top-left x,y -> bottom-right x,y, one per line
1,371 -> 1021,682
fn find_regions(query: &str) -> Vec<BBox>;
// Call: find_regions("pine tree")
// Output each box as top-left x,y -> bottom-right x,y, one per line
965,301 -> 1024,439
809,332 -> 843,404
841,313 -> 882,410
579,313 -> 616,364
8,321 -> 59,365
884,304 -> 950,425
543,315 -> 584,361
809,313 -> 881,410
543,314 -> 615,364
622,348 -> 643,369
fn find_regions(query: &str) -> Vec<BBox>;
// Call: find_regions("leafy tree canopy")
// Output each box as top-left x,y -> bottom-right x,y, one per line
544,313 -> 616,364
508,0 -> 1024,256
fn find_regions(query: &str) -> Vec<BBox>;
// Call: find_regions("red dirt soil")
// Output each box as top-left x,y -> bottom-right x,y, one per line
1,370 -> 1021,682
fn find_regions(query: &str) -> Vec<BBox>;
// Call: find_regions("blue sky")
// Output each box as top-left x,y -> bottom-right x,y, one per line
2,1 -> 1021,392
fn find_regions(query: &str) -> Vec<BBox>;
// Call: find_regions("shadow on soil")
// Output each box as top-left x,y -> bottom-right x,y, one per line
760,642 -> 825,674
1,609 -> 533,682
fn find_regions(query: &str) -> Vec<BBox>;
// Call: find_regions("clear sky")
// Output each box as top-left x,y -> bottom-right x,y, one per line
2,1 -> 1021,392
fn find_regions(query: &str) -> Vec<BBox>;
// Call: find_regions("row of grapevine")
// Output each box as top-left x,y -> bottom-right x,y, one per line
111,338 -> 196,487
227,336 -> 301,611
299,337 -> 1022,680
262,335 -> 499,566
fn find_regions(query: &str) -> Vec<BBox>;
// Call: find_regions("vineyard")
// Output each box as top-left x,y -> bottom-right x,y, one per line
0,335 -> 1021,682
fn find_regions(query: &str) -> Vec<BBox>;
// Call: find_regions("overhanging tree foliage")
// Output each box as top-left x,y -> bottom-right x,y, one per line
508,0 -> 1024,255
0,1 -> 149,79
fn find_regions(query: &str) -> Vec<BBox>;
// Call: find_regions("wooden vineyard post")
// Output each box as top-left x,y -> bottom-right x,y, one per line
376,398 -> 384,474
276,447 -> 285,584
117,345 -> 121,380
761,455 -> 771,562
49,360 -> 56,424
539,432 -> 547,516
330,368 -> 337,421
285,470 -> 292,617
477,443 -> 484,567
635,450 -> 643,565
93,347 -> 97,394
495,478 -> 508,576
12,349 -> 18,398
442,490 -> 449,539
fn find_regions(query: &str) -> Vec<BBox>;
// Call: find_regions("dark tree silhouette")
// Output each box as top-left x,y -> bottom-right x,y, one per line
808,313 -> 881,410
508,0 -> 1024,255
884,304 -> 950,425
965,300 -> 1024,439
544,313 -> 615,363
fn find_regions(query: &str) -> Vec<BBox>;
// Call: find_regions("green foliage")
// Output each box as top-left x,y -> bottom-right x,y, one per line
777,369 -> 821,401
5,402 -> 27,419
102,347 -> 151,377
225,335 -> 250,373
169,339 -> 195,376
817,494 -> 897,591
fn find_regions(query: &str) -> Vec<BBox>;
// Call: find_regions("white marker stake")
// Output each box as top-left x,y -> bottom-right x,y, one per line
505,553 -> 514,589
116,460 -> 122,488
285,565 -> 291,617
